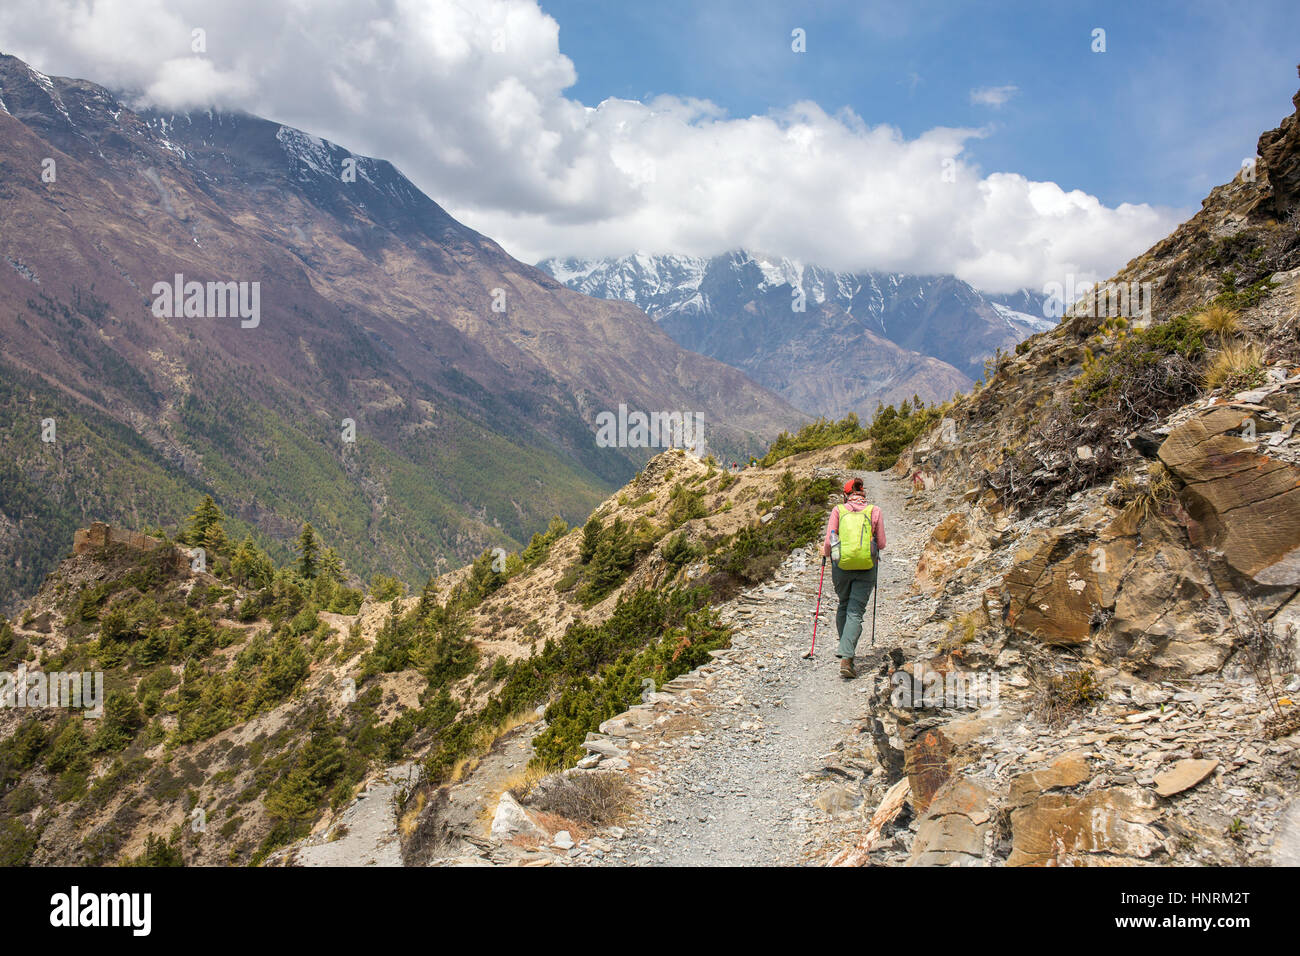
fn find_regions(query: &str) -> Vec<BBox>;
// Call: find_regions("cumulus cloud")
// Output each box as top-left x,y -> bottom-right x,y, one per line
0,0 -> 1182,293
970,84 -> 1018,108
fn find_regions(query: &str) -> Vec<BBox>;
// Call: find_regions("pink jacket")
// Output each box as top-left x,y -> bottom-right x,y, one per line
821,495 -> 886,558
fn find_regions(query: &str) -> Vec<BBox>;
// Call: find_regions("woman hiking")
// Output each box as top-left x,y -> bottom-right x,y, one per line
820,477 -> 886,679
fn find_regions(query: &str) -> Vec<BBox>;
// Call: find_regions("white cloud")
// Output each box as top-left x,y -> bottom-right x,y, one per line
970,84 -> 1018,108
0,0 -> 1181,293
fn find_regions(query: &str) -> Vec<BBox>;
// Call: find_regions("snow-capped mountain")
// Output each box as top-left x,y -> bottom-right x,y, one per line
538,251 -> 1056,417
0,52 -> 801,608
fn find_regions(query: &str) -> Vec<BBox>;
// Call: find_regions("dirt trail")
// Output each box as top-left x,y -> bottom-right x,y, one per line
591,469 -> 932,866
282,468 -> 937,867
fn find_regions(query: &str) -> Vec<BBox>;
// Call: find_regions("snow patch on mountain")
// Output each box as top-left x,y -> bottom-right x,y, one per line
277,126 -> 337,180
991,302 -> 1055,334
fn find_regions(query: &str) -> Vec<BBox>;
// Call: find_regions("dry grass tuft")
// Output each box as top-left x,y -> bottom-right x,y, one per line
939,611 -> 980,654
1125,461 -> 1178,523
1194,304 -> 1241,339
1030,666 -> 1104,725
398,790 -> 426,839
523,771 -> 635,827
1204,341 -> 1266,391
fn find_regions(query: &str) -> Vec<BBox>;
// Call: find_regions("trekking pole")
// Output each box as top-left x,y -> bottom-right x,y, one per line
803,556 -> 827,659
871,575 -> 877,647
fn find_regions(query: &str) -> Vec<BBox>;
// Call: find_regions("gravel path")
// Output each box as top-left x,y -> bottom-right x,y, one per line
597,470 -> 932,866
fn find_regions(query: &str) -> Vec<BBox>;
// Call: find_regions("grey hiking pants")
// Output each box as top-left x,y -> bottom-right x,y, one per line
831,563 -> 877,660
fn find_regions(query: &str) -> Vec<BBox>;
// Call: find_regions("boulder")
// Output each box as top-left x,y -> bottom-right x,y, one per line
490,792 -> 547,843
1158,407 -> 1300,587
1105,520 -> 1233,675
581,735 -> 626,758
1008,787 -> 1163,867
908,777 -> 993,866
913,513 -> 974,594
1003,531 -> 1106,645
815,787 -> 859,818
903,723 -> 954,814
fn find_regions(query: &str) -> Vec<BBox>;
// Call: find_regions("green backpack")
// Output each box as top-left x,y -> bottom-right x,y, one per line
835,505 -> 876,570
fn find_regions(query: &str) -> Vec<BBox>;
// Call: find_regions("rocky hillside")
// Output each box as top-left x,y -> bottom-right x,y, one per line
538,250 -> 1055,415
0,442 -> 844,866
0,52 -> 802,611
831,76 -> 1300,865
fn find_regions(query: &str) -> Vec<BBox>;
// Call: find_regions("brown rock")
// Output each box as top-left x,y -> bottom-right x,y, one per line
1108,535 -> 1232,675
1153,758 -> 1219,798
913,512 -> 973,595
815,787 -> 859,818
1009,752 -> 1091,809
1258,80 -> 1300,220
909,777 -> 993,867
904,724 -> 954,814
1003,531 -> 1103,645
1158,407 -> 1300,587
1008,787 -> 1163,867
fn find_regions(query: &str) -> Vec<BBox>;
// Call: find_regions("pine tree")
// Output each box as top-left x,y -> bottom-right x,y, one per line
186,495 -> 224,546
418,577 -> 440,617
319,547 -> 343,584
202,521 -> 229,558
297,523 -> 319,579
579,515 -> 603,564
230,536 -> 273,590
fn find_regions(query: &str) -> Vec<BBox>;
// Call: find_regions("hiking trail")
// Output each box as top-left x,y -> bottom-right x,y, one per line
584,468 -> 931,866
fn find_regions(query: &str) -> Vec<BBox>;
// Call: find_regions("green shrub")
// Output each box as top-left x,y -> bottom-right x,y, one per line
579,516 -> 603,564
521,516 -> 568,566
861,398 -> 940,470
528,589 -> 729,769
127,831 -> 185,866
577,518 -> 641,606
666,484 -> 706,528
661,532 -> 700,572
0,818 -> 37,866
707,476 -> 836,599
368,573 -> 405,601
761,414 -> 867,466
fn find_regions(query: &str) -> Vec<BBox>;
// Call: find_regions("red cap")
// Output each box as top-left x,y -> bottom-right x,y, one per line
843,478 -> 861,495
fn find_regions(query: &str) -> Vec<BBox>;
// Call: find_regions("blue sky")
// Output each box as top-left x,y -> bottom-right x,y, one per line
540,0 -> 1300,210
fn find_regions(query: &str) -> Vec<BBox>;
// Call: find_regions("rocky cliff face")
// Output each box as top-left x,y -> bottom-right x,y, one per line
538,251 -> 1055,417
852,78 -> 1300,865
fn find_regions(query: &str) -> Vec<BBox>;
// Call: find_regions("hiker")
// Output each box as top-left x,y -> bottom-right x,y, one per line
820,477 -> 885,679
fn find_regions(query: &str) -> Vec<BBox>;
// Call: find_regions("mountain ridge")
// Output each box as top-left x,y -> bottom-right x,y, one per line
0,51 -> 802,610
537,249 -> 1055,416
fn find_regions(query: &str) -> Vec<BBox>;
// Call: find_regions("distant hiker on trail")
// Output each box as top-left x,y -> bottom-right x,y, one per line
820,477 -> 885,679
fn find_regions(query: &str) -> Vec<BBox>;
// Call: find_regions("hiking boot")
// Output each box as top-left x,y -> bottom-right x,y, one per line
840,657 -> 856,679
